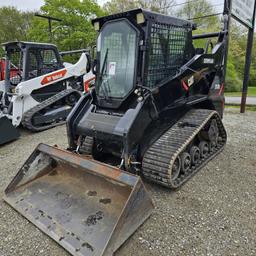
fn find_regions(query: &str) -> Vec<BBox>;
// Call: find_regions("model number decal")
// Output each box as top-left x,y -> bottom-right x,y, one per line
203,58 -> 214,64
41,69 -> 67,85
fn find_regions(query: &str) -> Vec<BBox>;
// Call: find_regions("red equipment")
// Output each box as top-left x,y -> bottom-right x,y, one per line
0,58 -> 19,81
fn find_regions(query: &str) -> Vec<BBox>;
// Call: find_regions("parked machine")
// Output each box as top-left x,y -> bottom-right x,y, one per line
4,8 -> 228,256
0,41 -> 93,144
0,57 -> 20,81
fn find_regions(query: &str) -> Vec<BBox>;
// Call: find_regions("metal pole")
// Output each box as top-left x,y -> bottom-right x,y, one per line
240,3 -> 256,113
188,0 -> 191,20
48,19 -> 52,42
34,13 -> 62,43
223,0 -> 232,83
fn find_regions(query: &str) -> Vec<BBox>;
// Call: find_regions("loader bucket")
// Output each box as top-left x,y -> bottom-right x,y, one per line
0,116 -> 20,145
3,143 -> 154,256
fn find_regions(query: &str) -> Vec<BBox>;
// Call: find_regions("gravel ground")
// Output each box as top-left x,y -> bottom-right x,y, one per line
0,108 -> 255,256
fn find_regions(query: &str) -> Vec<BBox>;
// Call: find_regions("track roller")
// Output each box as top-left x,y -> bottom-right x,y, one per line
180,152 -> 191,173
171,156 -> 181,180
199,141 -> 209,158
190,146 -> 200,165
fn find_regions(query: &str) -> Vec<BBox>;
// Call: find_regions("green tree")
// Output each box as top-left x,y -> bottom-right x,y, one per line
176,0 -> 219,29
0,7 -> 33,54
225,55 -> 242,92
28,0 -> 105,51
104,0 -> 176,15
224,22 -> 246,91
0,6 -> 33,42
249,40 -> 256,87
233,25 -> 256,88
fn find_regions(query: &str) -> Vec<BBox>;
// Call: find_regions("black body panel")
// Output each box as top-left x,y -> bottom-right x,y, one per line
67,9 -> 228,171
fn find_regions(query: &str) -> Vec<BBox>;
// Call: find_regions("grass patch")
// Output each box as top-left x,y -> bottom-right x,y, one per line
225,105 -> 256,111
225,87 -> 256,97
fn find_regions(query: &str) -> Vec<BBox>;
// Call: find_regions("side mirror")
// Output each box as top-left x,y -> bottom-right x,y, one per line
85,53 -> 92,73
92,45 -> 97,59
92,59 -> 97,75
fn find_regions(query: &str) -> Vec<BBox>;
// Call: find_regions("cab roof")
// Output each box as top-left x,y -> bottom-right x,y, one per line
92,8 -> 195,30
2,41 -> 57,50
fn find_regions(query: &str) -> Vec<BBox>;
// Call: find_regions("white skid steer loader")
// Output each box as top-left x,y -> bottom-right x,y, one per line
0,41 -> 95,145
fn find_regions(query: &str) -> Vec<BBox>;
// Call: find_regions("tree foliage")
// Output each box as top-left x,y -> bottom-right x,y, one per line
176,0 -> 219,28
104,0 -> 176,15
28,0 -> 105,51
0,6 -> 33,42
0,0 -> 255,91
0,7 -> 33,55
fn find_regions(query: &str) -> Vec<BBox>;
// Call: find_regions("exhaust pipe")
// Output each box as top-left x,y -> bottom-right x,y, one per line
3,144 -> 154,256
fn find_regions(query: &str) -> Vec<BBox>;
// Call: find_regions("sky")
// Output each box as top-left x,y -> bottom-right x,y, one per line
0,0 -> 45,11
0,0 -> 108,11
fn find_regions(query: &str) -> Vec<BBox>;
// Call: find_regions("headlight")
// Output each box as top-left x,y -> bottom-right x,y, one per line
94,21 -> 100,31
136,13 -> 145,24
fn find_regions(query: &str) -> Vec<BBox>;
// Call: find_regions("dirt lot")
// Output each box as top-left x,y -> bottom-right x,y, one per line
0,108 -> 255,256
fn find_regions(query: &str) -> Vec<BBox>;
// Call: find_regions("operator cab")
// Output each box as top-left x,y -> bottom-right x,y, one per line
2,41 -> 63,87
92,9 -> 195,109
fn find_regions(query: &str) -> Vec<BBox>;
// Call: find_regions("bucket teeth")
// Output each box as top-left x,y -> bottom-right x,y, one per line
3,143 -> 154,256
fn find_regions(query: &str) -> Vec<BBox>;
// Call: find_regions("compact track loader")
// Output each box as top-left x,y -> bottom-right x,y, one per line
0,41 -> 94,144
4,8 -> 228,256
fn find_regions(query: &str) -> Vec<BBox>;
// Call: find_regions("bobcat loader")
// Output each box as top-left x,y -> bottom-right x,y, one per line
0,41 -> 94,144
4,8 -> 229,256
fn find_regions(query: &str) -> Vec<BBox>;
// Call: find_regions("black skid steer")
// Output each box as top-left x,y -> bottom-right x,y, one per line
4,8 -> 228,256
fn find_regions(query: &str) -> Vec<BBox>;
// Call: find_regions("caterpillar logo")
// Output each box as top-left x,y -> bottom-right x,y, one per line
41,69 -> 67,85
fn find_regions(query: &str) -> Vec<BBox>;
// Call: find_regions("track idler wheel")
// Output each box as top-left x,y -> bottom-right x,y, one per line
199,141 -> 209,158
171,156 -> 181,180
189,146 -> 200,165
180,152 -> 191,174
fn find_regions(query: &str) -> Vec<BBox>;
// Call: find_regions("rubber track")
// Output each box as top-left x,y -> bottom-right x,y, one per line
142,109 -> 227,189
22,89 -> 80,132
